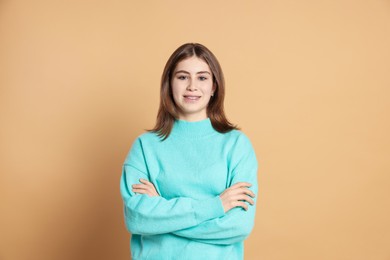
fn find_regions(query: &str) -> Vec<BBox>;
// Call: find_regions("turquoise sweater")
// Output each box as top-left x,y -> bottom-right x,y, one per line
120,118 -> 258,260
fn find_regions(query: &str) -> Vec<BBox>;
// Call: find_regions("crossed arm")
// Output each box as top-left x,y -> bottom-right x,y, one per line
133,178 -> 255,213
131,178 -> 257,245
121,134 -> 258,245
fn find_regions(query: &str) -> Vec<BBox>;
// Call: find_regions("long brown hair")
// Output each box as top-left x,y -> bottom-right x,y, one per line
149,43 -> 238,140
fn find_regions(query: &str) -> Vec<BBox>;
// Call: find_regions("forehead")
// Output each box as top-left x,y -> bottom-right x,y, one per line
174,56 -> 211,73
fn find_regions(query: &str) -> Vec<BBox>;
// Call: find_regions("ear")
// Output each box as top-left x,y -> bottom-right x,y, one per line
212,83 -> 216,94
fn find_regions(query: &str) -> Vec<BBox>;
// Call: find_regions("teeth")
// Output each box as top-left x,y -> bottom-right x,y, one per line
185,96 -> 200,100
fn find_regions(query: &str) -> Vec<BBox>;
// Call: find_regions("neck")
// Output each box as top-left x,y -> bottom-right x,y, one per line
171,117 -> 217,139
177,112 -> 208,122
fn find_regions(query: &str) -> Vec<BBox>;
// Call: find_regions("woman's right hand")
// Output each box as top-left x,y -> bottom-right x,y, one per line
132,178 -> 160,197
219,182 -> 255,213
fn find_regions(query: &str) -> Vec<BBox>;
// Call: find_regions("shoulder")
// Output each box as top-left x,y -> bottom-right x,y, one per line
126,131 -> 161,154
224,129 -> 254,148
226,130 -> 258,169
135,131 -> 165,144
124,131 -> 163,165
224,129 -> 257,161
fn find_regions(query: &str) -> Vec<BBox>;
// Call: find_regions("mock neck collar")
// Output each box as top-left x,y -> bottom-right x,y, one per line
171,118 -> 217,139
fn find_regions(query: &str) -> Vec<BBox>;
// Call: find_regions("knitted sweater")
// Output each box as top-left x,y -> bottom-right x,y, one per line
120,118 -> 258,260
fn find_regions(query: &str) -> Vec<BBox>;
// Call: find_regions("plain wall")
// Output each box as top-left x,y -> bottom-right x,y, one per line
1,0 -> 389,259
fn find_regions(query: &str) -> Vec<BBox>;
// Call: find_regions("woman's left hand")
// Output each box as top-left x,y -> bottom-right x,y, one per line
132,179 -> 160,197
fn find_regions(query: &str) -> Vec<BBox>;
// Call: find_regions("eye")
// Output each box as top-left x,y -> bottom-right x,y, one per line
177,75 -> 188,80
198,76 -> 208,81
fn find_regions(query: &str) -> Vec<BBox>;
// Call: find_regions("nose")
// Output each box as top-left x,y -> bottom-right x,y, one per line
186,78 -> 197,91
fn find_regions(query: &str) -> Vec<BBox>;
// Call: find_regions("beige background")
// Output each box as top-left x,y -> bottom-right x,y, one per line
1,0 -> 390,259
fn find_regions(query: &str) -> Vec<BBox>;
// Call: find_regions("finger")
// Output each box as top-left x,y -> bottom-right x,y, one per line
230,182 -> 252,189
136,179 -> 160,196
132,184 -> 149,190
132,188 -> 152,195
134,184 -> 159,196
140,179 -> 157,189
233,201 -> 248,211
229,187 -> 255,197
133,186 -> 154,195
138,179 -> 157,192
235,195 -> 254,205
139,178 -> 151,185
242,188 -> 255,198
226,187 -> 255,198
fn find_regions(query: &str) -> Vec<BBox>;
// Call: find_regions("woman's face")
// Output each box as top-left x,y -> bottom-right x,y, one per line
171,56 -> 215,122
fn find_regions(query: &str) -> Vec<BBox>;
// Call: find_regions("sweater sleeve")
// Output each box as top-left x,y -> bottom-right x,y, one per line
120,137 -> 225,236
171,133 -> 258,245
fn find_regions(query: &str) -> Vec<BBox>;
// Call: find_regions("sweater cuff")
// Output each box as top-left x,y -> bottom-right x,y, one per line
193,196 -> 225,223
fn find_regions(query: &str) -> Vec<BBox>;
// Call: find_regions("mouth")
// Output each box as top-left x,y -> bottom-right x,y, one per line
183,95 -> 201,101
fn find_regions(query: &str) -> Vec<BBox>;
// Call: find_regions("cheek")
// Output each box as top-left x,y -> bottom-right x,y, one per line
201,82 -> 214,94
171,81 -> 180,96
203,97 -> 212,106
171,82 -> 183,103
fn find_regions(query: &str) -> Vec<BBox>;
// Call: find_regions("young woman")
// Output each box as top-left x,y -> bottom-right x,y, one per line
120,43 -> 258,260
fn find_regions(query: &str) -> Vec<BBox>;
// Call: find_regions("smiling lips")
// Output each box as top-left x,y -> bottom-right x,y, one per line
183,95 -> 201,102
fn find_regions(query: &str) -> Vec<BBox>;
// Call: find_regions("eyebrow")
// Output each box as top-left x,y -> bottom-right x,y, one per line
174,70 -> 211,75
